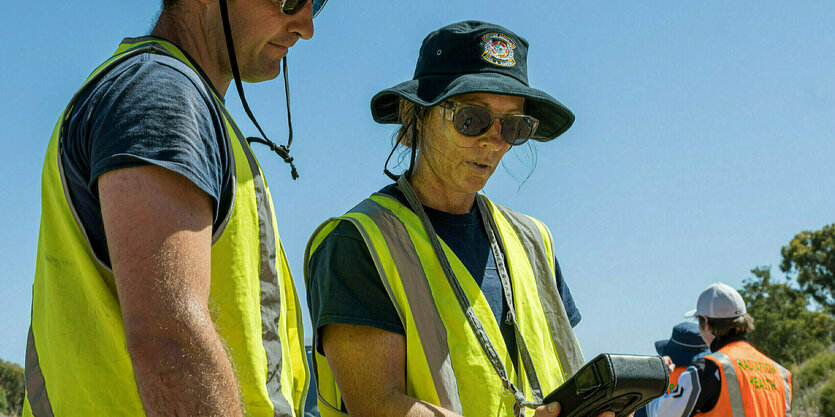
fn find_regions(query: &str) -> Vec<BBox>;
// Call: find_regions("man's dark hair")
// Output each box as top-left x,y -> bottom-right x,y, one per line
698,314 -> 756,339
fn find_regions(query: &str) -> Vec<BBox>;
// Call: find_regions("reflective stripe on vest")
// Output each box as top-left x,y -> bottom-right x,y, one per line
712,351 -> 747,417
24,38 -> 307,416
24,326 -> 53,417
774,362 -> 792,417
304,193 -> 582,416
494,205 -> 584,376
339,199 -> 464,413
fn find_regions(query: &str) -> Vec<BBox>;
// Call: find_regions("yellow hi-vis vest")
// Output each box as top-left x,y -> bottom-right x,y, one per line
304,192 -> 584,416
24,38 -> 308,416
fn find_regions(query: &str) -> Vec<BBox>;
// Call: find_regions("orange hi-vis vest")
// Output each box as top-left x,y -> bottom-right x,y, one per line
701,341 -> 792,417
667,366 -> 687,395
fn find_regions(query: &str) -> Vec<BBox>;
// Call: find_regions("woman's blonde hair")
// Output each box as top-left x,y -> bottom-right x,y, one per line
394,99 -> 431,148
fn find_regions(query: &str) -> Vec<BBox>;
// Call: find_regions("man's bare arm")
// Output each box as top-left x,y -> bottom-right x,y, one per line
100,165 -> 242,417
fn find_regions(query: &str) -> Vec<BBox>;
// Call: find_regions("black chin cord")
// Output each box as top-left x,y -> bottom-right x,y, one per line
383,130 -> 418,182
383,108 -> 419,181
219,0 -> 299,180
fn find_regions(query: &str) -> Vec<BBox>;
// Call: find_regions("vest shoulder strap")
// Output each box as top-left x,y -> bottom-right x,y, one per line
710,351 -> 747,417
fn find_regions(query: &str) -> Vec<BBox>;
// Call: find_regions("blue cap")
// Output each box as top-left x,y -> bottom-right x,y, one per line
655,322 -> 710,367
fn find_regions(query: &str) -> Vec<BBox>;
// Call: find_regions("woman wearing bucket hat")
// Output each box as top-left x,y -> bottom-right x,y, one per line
634,322 -> 710,417
305,21 -> 600,417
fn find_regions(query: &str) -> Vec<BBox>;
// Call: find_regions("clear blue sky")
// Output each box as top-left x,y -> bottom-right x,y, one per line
1,1 -> 833,367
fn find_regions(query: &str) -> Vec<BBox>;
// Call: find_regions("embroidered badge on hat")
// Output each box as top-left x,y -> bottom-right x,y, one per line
481,32 -> 516,67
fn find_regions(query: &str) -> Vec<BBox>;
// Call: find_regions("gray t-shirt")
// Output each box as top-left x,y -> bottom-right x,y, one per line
61,41 -> 233,267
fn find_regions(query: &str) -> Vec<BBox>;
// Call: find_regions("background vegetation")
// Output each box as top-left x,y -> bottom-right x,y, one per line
740,223 -> 835,416
0,359 -> 23,417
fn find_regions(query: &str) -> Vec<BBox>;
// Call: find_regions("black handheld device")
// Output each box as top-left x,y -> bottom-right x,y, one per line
541,353 -> 669,417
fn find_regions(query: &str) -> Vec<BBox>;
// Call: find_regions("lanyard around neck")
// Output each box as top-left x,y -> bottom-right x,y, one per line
396,176 -> 545,416
475,196 -> 546,403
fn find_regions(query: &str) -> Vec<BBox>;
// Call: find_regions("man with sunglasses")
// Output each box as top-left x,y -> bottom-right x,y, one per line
305,21 -> 604,417
25,0 -> 326,416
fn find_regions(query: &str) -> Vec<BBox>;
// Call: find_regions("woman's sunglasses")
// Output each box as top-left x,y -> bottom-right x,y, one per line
439,101 -> 539,146
278,0 -> 328,17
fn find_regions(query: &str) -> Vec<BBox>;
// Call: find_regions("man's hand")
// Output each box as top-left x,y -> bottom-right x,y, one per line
100,165 -> 241,417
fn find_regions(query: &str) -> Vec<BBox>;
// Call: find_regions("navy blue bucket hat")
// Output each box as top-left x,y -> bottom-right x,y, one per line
371,20 -> 574,141
655,322 -> 710,367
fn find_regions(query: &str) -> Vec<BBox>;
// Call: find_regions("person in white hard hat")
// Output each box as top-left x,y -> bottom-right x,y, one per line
640,283 -> 793,417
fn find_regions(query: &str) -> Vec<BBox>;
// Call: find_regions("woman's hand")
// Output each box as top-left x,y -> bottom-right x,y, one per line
322,323 -> 633,417
662,355 -> 675,373
533,402 -> 562,417
534,402 -> 627,417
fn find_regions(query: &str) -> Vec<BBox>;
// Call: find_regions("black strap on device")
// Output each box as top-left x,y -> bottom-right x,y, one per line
219,0 -> 299,180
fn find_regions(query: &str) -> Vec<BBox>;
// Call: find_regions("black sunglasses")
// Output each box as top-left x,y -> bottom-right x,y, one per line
440,101 -> 539,146
278,0 -> 328,17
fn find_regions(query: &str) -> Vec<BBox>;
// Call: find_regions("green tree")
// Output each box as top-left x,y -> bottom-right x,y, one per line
781,224 -> 835,314
0,359 -> 24,417
739,267 -> 835,365
0,385 -> 8,415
